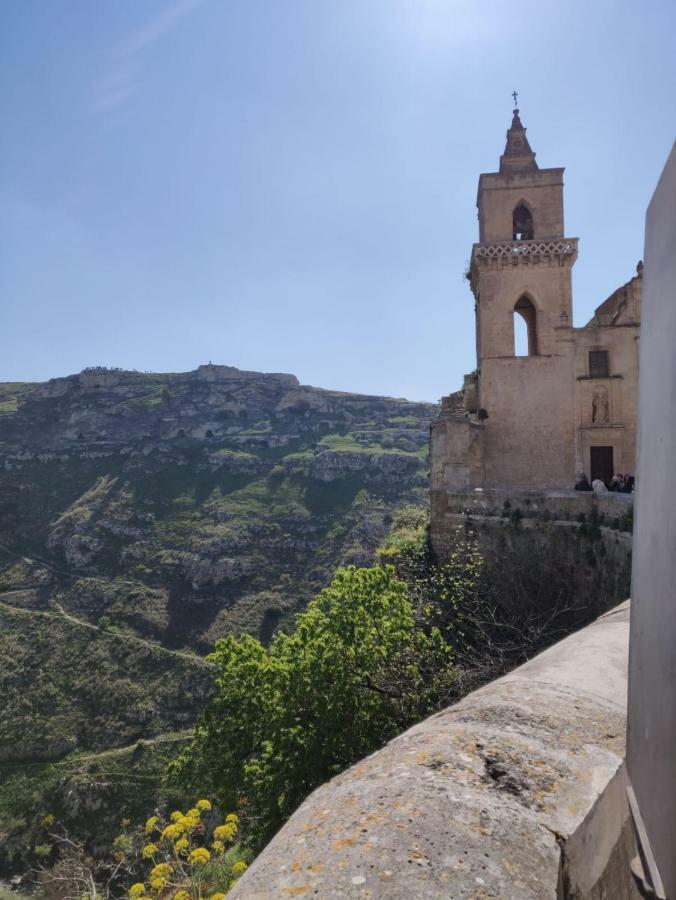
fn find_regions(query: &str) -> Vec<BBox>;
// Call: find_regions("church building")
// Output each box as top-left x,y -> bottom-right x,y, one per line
430,106 -> 642,501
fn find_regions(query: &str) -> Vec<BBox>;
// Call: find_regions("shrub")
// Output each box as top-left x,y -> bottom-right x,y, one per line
172,565 -> 457,847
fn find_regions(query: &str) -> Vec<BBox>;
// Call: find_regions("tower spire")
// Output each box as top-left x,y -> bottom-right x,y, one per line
499,101 -> 538,174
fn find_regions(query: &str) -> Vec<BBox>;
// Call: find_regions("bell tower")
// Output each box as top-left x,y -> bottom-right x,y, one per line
468,105 -> 578,488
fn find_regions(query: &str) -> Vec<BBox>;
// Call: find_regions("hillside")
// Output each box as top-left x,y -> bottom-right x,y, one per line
0,365 -> 440,872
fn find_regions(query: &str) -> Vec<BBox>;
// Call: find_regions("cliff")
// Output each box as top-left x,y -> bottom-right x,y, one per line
0,365 -> 439,871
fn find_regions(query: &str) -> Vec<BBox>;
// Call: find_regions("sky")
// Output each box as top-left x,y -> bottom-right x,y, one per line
1,0 -> 674,401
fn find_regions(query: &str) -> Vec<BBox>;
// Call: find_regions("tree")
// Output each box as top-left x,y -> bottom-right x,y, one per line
173,565 -> 455,846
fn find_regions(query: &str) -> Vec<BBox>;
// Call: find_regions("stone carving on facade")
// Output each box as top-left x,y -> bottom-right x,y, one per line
592,388 -> 610,424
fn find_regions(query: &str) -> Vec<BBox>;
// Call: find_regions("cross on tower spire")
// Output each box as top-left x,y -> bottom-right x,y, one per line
512,90 -> 519,110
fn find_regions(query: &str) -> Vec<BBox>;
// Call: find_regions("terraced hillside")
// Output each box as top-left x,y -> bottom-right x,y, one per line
0,365 -> 441,872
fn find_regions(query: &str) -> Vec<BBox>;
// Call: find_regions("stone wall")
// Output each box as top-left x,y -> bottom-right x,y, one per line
627,142 -> 676,898
428,415 -> 484,491
430,488 -> 633,562
477,168 -> 565,242
230,603 -> 638,899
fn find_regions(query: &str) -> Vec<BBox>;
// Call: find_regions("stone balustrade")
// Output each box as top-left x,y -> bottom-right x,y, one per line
472,237 -> 579,261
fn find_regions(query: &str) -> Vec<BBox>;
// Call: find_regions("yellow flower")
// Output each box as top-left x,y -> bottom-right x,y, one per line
142,843 -> 158,859
196,799 -> 212,812
225,813 -> 238,824
149,876 -> 165,892
129,884 -> 146,898
145,816 -> 159,835
149,863 -> 173,879
178,815 -> 199,834
210,894 -> 226,900
213,823 -> 236,842
188,847 -> 211,866
211,840 -> 225,855
174,892 -> 191,900
174,837 -> 189,854
170,810 -> 183,822
161,823 -> 182,841
231,861 -> 247,877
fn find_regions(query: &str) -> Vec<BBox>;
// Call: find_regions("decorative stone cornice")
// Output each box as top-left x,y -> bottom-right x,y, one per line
472,238 -> 578,262
470,239 -> 578,293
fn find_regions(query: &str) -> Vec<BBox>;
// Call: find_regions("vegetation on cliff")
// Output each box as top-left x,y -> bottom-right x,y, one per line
173,563 -> 461,845
0,367 -> 438,878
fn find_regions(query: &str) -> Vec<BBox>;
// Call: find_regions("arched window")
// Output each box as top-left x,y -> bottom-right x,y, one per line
512,204 -> 534,240
514,296 -> 538,356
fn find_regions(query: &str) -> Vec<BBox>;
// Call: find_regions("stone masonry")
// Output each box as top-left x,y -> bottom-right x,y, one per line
430,109 -> 641,544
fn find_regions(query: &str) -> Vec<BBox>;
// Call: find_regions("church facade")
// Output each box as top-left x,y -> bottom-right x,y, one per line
430,108 -> 641,502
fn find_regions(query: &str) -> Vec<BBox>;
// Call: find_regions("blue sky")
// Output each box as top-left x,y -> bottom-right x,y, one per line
1,0 -> 674,401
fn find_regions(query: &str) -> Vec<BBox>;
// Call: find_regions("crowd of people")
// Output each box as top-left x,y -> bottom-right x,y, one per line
575,472 -> 635,494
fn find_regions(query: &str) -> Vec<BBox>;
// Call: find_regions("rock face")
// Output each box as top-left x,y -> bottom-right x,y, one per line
0,365 -> 438,749
0,366 -> 440,873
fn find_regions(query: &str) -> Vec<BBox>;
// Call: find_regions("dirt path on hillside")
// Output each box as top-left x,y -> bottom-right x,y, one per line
0,596 -> 212,668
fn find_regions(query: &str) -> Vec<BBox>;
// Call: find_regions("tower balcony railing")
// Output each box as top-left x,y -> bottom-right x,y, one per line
471,237 -> 578,262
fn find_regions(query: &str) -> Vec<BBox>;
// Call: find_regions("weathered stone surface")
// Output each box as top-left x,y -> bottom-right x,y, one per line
231,603 -> 633,899
431,109 -> 641,497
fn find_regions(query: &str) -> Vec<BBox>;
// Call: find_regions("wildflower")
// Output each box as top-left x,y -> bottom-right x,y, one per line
175,837 -> 189,854
170,810 -> 184,822
231,861 -> 247,877
145,816 -> 159,834
225,813 -> 238,824
149,876 -> 165,892
174,892 -> 191,900
129,884 -> 146,898
188,847 -> 211,866
142,843 -> 158,859
210,894 -> 226,900
213,823 -> 236,842
149,863 -> 173,880
178,814 -> 199,834
211,840 -> 225,855
196,799 -> 212,813
161,823 -> 183,841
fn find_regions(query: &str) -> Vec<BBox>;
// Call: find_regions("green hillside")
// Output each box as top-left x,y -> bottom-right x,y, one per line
0,365 -> 440,874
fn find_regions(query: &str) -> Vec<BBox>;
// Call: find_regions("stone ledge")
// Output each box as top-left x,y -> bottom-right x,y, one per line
230,603 -> 637,899
432,488 -> 633,524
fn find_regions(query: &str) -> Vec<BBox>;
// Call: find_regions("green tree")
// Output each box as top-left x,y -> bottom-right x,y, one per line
173,565 -> 455,846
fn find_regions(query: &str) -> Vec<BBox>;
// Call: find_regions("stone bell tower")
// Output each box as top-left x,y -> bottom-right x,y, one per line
431,106 -> 579,494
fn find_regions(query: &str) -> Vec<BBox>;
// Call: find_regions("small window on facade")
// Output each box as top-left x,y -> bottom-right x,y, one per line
589,350 -> 609,378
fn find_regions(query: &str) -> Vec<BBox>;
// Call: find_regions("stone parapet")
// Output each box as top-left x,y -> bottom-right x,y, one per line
230,603 -> 638,899
472,237 -> 579,261
430,488 -> 633,564
435,487 -> 632,522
